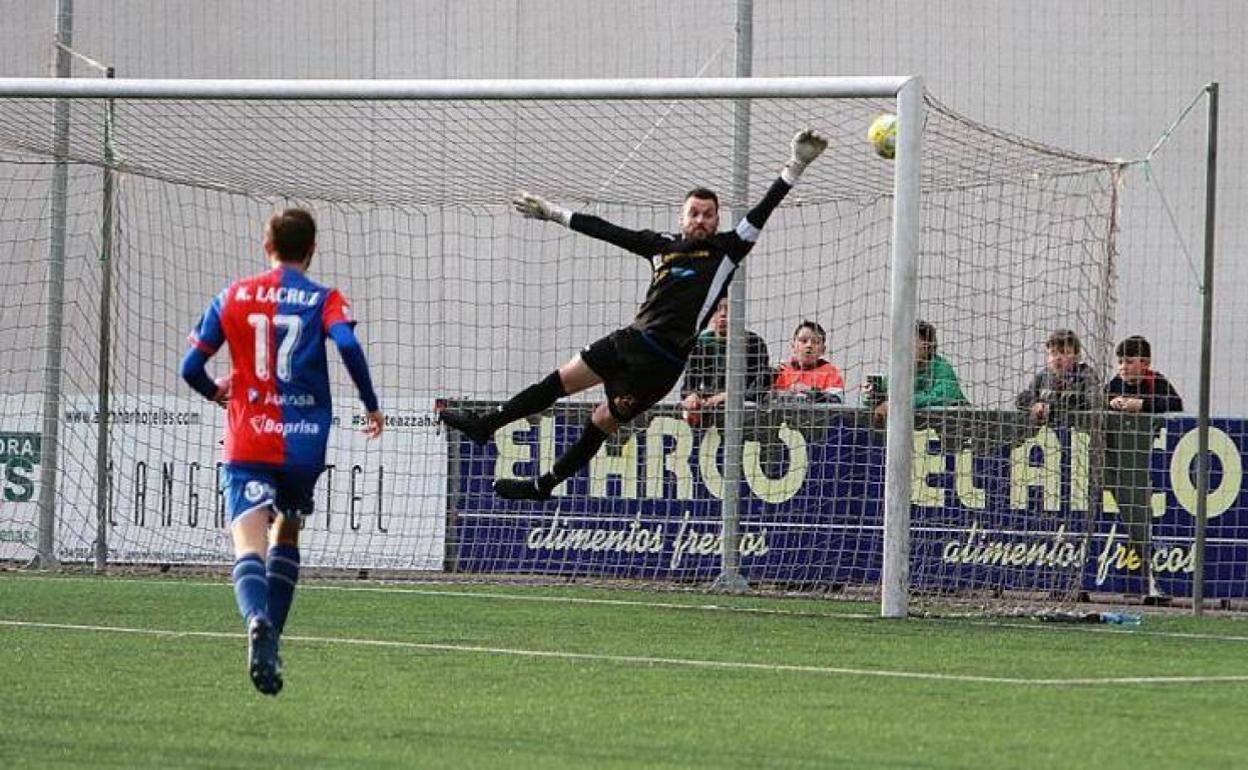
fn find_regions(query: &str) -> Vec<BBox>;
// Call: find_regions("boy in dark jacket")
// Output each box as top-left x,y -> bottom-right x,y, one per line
1105,335 -> 1180,605
1105,335 -> 1183,413
1016,329 -> 1102,424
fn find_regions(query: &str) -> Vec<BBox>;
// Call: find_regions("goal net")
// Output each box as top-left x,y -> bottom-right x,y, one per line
0,79 -> 1120,611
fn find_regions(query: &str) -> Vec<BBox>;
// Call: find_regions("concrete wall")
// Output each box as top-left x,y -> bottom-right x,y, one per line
0,0 -> 1241,412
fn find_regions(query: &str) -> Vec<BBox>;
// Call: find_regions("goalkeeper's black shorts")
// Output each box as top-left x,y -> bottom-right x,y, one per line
580,327 -> 686,423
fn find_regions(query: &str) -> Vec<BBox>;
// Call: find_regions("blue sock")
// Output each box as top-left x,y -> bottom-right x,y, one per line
231,553 -> 269,626
266,544 -> 300,636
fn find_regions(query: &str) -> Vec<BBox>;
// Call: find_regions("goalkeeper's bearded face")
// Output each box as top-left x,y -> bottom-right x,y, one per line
680,196 -> 719,240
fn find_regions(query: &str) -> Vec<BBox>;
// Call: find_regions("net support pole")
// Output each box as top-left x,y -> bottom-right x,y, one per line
94,66 -> 117,573
713,0 -> 753,594
1192,81 -> 1219,615
881,76 -> 924,618
33,0 -> 74,570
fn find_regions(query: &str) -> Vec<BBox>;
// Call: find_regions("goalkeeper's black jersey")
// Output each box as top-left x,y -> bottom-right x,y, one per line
568,176 -> 793,357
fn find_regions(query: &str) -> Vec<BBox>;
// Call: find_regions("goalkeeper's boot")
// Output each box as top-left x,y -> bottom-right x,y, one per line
247,615 -> 283,696
493,477 -> 553,501
438,410 -> 493,446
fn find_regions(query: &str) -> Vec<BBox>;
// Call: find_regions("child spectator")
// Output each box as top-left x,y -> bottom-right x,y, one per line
1105,335 -> 1180,605
773,320 -> 845,403
681,297 -> 772,425
1016,328 -> 1102,424
1105,335 -> 1183,413
866,320 -> 968,420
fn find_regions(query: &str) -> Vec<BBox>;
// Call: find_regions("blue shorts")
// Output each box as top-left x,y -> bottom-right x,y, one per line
221,464 -> 323,522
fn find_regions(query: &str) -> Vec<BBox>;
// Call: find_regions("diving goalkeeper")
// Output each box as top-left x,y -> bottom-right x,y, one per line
440,129 -> 827,501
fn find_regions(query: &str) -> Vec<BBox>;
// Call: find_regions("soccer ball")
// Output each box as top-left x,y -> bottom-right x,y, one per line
867,113 -> 897,160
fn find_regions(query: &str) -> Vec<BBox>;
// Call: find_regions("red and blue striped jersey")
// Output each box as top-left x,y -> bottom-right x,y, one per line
188,265 -> 354,470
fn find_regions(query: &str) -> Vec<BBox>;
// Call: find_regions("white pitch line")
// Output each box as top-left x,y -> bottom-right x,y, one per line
1,618 -> 1246,687
7,573 -> 1248,645
0,573 -> 879,620
299,583 -> 882,619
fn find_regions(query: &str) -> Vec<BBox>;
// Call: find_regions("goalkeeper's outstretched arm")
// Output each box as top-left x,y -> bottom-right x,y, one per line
512,190 -> 670,257
730,129 -> 829,257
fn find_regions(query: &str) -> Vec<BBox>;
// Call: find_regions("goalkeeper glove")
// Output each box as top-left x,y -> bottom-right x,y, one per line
781,128 -> 829,185
512,191 -> 571,226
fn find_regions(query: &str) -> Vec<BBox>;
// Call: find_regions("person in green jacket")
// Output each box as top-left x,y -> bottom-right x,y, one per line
865,320 -> 968,420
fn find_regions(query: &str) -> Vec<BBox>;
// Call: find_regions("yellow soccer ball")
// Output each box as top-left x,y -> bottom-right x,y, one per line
867,113 -> 897,160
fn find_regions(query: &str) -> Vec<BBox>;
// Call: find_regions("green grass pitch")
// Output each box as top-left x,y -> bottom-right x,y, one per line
3,572 -> 1248,768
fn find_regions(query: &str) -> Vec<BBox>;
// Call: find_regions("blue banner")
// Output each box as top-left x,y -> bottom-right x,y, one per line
446,405 -> 1248,598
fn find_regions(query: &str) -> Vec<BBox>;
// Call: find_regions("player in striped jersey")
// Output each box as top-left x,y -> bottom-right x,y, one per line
440,129 -> 826,501
180,208 -> 382,695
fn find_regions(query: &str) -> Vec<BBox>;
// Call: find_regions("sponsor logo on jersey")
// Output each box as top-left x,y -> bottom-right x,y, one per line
243,480 -> 273,503
651,250 -> 709,270
612,394 -> 640,419
263,392 -> 316,407
248,415 -> 321,436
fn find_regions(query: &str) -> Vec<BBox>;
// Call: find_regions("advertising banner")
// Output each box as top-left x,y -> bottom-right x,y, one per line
449,404 -> 1248,597
0,394 -> 447,569
0,428 -> 41,560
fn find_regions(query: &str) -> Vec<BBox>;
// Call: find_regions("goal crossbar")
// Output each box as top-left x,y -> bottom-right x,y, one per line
0,76 -> 914,101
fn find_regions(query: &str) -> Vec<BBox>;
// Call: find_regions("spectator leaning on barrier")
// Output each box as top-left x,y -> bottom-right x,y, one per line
1016,328 -> 1102,424
681,296 -> 772,425
773,320 -> 845,403
866,319 -> 968,421
1104,334 -> 1180,606
1105,335 -> 1184,414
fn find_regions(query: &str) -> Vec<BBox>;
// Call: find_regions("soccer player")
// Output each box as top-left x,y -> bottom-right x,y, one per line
180,208 -> 383,695
440,129 -> 827,501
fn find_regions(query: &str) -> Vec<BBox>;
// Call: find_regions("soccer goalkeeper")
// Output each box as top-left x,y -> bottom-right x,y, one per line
440,129 -> 827,501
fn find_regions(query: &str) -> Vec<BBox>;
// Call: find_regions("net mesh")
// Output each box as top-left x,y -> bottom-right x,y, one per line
0,89 -> 1122,606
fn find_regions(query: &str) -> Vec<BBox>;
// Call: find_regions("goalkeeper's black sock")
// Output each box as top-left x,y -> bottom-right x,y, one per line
485,371 -> 567,432
494,477 -> 551,501
544,418 -> 610,490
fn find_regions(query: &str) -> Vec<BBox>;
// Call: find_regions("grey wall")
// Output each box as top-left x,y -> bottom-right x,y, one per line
1,0 -> 1242,413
